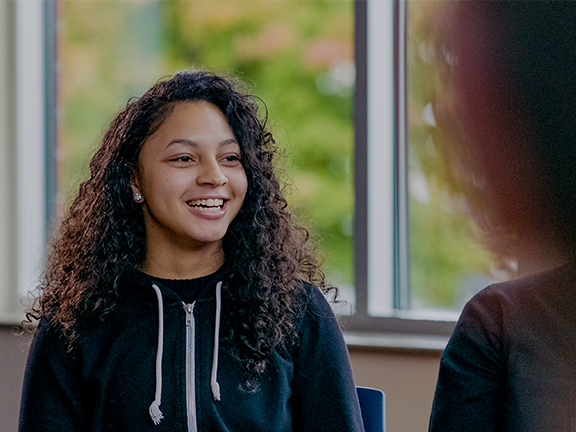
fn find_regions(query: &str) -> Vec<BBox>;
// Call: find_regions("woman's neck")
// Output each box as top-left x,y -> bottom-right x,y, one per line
141,241 -> 224,280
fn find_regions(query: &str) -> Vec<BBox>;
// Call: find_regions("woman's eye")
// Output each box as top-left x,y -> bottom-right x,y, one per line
223,155 -> 241,163
173,156 -> 192,162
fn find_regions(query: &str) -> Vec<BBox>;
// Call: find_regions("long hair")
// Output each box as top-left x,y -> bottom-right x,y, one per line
27,70 -> 334,387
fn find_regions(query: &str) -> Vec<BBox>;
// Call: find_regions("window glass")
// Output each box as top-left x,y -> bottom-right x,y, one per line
57,0 -> 355,298
406,0 -> 513,312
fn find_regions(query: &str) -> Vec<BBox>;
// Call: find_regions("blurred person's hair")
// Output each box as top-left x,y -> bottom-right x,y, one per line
432,1 -> 576,272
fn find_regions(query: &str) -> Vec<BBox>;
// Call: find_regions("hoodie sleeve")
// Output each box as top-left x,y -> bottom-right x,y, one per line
19,317 -> 86,432
290,284 -> 365,432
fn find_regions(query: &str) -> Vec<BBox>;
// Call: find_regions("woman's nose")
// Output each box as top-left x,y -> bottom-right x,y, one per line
197,160 -> 228,186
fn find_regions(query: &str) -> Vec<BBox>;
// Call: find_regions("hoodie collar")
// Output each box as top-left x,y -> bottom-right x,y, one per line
119,266 -> 228,306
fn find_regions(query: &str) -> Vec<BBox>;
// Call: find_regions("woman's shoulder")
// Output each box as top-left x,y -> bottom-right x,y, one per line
468,261 -> 576,310
26,314 -> 78,365
457,260 -> 576,341
291,280 -> 341,334
295,280 -> 335,313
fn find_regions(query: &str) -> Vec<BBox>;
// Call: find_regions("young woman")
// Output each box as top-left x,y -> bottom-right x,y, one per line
19,71 -> 364,431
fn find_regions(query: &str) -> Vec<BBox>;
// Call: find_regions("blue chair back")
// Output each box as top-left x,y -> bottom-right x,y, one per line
356,386 -> 386,432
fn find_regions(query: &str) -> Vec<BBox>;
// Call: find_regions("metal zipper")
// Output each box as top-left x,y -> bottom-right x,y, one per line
184,302 -> 198,432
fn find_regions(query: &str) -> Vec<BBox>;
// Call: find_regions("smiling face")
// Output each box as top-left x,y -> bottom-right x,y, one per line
131,101 -> 248,269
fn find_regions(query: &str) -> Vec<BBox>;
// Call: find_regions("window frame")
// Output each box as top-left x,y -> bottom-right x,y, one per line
15,0 -> 47,303
0,0 -> 55,323
347,0 -> 457,337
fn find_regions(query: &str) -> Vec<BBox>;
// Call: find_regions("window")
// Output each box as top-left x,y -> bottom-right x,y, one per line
0,0 -> 513,337
346,0 -> 513,339
0,0 -> 51,322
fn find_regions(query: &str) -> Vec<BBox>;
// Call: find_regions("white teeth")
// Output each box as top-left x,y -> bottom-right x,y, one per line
187,198 -> 224,209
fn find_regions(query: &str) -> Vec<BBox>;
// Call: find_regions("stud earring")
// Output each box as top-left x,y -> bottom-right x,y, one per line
134,192 -> 143,202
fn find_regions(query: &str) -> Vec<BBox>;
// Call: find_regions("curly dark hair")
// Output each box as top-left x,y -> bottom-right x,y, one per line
27,70 -> 334,387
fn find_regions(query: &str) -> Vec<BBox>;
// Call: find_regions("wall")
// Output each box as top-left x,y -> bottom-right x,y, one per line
0,325 -> 30,432
349,346 -> 441,432
0,325 -> 442,432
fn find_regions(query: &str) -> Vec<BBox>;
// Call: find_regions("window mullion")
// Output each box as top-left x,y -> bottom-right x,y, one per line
15,0 -> 46,301
394,0 -> 410,310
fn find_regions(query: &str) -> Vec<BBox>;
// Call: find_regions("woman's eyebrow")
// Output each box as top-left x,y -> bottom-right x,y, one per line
220,138 -> 239,147
164,138 -> 239,150
164,138 -> 197,150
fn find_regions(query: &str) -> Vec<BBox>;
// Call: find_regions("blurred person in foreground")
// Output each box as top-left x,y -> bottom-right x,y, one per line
429,2 -> 576,431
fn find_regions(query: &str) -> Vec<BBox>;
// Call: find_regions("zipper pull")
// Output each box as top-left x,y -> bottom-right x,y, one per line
184,302 -> 195,326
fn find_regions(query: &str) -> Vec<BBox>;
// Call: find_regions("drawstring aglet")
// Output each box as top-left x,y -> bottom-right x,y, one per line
211,381 -> 221,401
149,400 -> 164,425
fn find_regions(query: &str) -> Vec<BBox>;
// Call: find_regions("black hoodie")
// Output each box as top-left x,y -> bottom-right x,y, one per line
19,272 -> 364,431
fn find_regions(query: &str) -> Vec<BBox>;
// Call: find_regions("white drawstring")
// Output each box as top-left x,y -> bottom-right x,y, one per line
148,280 -> 222,426
149,284 -> 165,425
210,281 -> 222,401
